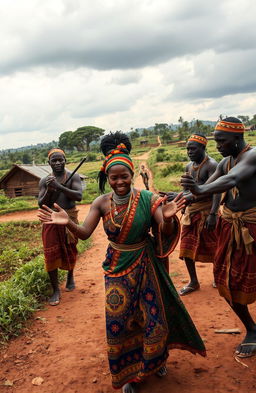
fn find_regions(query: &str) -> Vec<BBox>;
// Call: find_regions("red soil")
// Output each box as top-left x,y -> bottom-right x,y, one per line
0,172 -> 256,393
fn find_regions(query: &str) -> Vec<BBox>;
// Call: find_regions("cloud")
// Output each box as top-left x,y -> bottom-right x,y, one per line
1,0 -> 255,74
0,0 -> 256,149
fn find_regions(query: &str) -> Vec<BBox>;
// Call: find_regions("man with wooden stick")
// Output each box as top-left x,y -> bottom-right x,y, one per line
38,148 -> 82,306
181,117 -> 256,358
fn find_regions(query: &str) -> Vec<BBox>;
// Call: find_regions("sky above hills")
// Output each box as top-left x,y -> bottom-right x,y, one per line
0,0 -> 256,149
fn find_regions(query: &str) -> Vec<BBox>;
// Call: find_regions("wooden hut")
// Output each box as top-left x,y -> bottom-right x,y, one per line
0,164 -> 86,198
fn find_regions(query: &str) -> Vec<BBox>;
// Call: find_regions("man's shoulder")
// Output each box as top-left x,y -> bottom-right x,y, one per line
39,176 -> 48,185
207,155 -> 218,166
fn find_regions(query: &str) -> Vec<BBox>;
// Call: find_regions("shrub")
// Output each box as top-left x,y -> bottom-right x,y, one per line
161,163 -> 185,177
0,256 -> 55,342
86,152 -> 97,161
156,153 -> 165,162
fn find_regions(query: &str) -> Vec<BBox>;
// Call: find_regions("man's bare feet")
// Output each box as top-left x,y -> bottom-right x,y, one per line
179,283 -> 200,296
155,365 -> 168,377
65,271 -> 75,291
49,289 -> 61,306
122,382 -> 137,393
235,328 -> 256,358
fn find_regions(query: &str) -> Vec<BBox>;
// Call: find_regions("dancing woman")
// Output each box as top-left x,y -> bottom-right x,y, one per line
38,132 -> 206,393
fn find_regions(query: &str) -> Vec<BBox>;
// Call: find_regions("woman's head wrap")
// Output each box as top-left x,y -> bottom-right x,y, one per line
187,134 -> 207,146
48,148 -> 66,158
100,143 -> 134,174
215,119 -> 245,133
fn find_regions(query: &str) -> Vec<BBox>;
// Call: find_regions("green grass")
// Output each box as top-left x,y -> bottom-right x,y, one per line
0,193 -> 38,215
0,220 -> 92,343
0,220 -> 91,281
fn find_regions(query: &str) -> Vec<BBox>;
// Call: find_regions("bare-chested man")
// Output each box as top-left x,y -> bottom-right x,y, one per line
161,134 -> 220,295
176,134 -> 220,296
38,148 -> 82,306
181,117 -> 256,358
177,134 -> 220,295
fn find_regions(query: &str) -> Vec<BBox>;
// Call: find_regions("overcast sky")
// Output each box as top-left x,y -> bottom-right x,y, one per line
0,0 -> 256,149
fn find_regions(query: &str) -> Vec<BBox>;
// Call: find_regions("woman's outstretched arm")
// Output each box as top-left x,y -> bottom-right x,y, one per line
38,196 -> 104,240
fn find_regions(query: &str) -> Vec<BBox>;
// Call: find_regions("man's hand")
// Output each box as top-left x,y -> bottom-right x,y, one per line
205,214 -> 217,231
180,174 -> 202,195
46,176 -> 60,191
159,191 -> 178,202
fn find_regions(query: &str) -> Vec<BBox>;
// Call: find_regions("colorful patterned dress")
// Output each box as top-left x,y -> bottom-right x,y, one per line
102,190 -> 206,389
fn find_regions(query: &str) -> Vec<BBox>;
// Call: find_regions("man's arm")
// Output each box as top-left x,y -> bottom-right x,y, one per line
54,173 -> 82,202
181,151 -> 256,195
38,177 -> 58,207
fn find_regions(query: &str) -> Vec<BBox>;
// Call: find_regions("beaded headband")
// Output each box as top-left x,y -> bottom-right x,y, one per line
48,148 -> 66,158
188,134 -> 207,146
215,120 -> 245,133
100,143 -> 134,174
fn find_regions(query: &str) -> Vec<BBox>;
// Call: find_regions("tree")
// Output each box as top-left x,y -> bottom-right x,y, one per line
161,131 -> 173,144
22,152 -> 32,164
154,123 -> 169,134
58,131 -> 74,151
238,115 -> 250,125
130,130 -> 139,140
178,116 -> 184,127
72,126 -> 105,151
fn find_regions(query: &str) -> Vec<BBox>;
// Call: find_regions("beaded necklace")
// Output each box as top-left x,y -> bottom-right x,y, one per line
110,190 -> 134,229
190,155 -> 209,181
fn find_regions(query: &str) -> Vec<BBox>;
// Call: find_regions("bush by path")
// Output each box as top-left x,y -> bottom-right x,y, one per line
0,235 -> 91,344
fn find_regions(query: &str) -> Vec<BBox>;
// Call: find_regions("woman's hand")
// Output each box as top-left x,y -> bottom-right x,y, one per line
162,192 -> 186,220
38,203 -> 69,225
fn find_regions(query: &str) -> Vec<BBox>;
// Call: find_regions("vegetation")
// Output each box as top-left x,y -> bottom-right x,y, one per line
59,126 -> 105,152
0,193 -> 38,215
0,220 -> 91,343
0,220 -> 91,281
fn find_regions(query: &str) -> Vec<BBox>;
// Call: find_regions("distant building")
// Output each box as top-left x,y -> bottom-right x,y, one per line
0,164 -> 86,198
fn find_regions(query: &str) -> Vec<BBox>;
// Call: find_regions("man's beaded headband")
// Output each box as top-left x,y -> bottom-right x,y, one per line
188,134 -> 207,146
215,120 -> 245,133
48,148 -> 66,158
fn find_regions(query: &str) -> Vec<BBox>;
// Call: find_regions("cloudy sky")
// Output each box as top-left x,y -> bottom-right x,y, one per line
0,0 -> 256,149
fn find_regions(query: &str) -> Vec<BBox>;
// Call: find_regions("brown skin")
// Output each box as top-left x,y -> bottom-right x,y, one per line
38,165 -> 186,239
38,164 -> 185,393
38,152 -> 83,305
162,141 -> 220,295
38,152 -> 82,209
181,131 -> 256,357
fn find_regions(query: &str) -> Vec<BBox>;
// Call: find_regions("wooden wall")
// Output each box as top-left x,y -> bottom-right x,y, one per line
2,169 -> 39,198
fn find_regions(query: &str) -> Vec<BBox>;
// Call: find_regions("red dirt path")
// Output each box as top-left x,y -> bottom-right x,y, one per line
1,175 -> 256,392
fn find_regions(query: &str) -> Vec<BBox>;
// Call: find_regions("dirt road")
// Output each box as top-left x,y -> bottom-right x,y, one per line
1,169 -> 256,393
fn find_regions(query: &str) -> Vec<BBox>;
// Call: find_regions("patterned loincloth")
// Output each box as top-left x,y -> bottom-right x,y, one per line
42,207 -> 79,272
214,206 -> 256,305
179,200 -> 217,263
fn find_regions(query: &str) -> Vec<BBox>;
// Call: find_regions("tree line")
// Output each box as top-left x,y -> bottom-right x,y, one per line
1,115 -> 256,171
